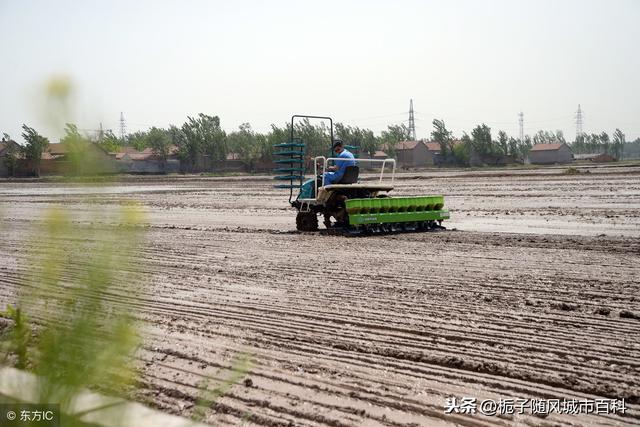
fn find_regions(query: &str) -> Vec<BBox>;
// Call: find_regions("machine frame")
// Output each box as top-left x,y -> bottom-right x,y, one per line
275,114 -> 449,234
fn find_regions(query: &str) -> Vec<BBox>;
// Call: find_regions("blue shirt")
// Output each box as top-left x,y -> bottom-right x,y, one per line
323,149 -> 356,185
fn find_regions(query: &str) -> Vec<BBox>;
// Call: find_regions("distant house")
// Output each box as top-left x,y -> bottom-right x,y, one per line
424,142 -> 444,165
424,142 -> 442,154
0,139 -> 22,177
111,145 -> 180,174
358,150 -> 388,160
358,150 -> 390,170
47,143 -> 69,159
528,143 -> 572,165
113,147 -> 158,162
41,142 -> 118,175
425,140 -> 464,155
423,141 -> 468,166
394,141 -> 434,167
372,150 -> 388,160
573,153 -> 616,163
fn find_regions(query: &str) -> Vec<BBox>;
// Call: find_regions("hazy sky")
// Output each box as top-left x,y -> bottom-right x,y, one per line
1,0 -> 639,143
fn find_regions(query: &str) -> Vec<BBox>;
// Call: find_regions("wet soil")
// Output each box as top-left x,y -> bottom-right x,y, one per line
1,165 -> 639,426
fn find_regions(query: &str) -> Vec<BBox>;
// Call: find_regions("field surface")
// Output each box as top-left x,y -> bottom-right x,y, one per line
1,164 -> 639,426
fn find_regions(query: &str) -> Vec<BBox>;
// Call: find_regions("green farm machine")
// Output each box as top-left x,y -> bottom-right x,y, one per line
274,115 -> 449,235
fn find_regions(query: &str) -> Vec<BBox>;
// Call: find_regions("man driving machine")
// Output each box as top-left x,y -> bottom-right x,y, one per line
319,139 -> 356,186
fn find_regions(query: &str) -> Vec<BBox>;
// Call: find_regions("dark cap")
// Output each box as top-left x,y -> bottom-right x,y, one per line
332,139 -> 344,150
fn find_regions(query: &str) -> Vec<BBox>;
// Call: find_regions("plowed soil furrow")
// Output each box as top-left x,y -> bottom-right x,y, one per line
11,267 -> 637,380
1,168 -> 640,426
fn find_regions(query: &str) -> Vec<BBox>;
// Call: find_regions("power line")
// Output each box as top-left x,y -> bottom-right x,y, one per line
525,115 -> 574,124
344,112 -> 407,122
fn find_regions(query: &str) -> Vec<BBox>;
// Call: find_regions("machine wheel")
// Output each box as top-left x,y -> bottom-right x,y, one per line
324,193 -> 349,228
296,211 -> 318,232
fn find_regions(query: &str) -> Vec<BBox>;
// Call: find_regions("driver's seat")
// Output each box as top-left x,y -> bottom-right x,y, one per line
339,165 -> 359,184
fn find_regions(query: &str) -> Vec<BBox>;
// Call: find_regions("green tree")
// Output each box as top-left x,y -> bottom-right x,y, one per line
431,119 -> 453,165
125,131 -> 149,151
146,127 -> 172,172
167,125 -> 186,149
452,133 -> 472,166
334,123 -> 379,157
532,130 -> 565,146
612,128 -> 625,160
253,133 -> 271,164
267,123 -> 292,160
496,130 -> 509,157
622,137 -> 640,158
359,129 -> 378,158
533,130 -> 552,145
470,124 -> 493,160
166,125 -> 191,172
181,114 -> 227,171
508,137 -> 519,159
573,134 -> 586,154
294,118 -> 331,157
588,133 -> 601,152
380,123 -> 411,157
227,123 -> 260,171
98,130 -> 122,153
21,125 -> 49,177
520,135 -> 533,162
2,133 -> 19,177
600,131 -> 610,154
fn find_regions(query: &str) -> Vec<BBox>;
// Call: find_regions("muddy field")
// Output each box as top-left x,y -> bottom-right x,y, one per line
1,164 -> 639,426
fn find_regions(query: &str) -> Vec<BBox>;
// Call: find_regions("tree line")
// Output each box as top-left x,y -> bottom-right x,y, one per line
3,115 -> 639,176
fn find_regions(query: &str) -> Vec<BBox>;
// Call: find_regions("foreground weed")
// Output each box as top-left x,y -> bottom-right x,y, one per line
0,205 -> 146,426
0,305 -> 30,369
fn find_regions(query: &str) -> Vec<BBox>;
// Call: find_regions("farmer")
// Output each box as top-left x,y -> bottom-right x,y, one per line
320,139 -> 356,186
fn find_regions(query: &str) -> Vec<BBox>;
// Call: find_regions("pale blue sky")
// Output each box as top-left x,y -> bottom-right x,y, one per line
1,0 -> 639,143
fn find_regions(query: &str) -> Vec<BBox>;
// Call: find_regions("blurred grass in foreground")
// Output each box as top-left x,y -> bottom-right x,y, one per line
1,204 -> 146,426
0,75 -> 251,426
